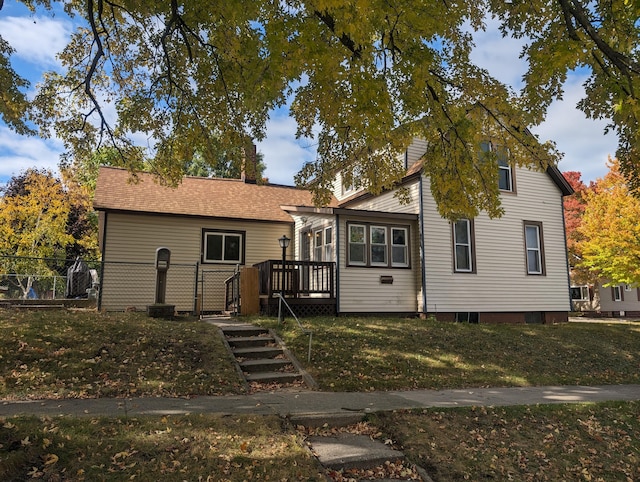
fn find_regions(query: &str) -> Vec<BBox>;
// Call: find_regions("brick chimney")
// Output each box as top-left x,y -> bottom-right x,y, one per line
241,143 -> 257,184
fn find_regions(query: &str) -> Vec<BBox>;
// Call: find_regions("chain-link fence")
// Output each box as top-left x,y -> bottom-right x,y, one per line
0,256 -> 101,301
200,268 -> 237,313
99,261 -> 198,312
1,255 -> 243,314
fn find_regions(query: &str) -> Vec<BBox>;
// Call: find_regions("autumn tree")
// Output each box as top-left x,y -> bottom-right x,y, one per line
0,169 -> 74,298
577,158 -> 640,286
1,1 -> 639,218
562,171 -> 593,284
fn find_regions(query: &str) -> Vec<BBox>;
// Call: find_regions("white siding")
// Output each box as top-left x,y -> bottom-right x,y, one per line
100,212 -> 292,311
346,180 -> 421,214
406,138 -> 428,168
337,214 -> 420,313
422,167 -> 571,313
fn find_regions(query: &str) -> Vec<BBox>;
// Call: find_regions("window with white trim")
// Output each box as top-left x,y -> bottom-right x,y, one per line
370,226 -> 388,266
570,286 -> 589,301
612,285 -> 622,301
524,221 -> 545,275
391,228 -> 409,267
347,223 -> 410,268
202,229 -> 244,264
324,226 -> 333,261
453,219 -> 475,273
313,226 -> 333,261
481,141 -> 513,191
348,224 -> 367,265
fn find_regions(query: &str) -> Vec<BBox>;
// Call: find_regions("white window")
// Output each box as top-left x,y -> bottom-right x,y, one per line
613,285 -> 622,301
370,226 -> 388,266
524,222 -> 544,275
453,219 -> 474,273
314,226 -> 333,261
347,223 -> 410,268
481,141 -> 513,191
202,230 -> 244,264
391,228 -> 409,267
324,227 -> 333,261
348,224 -> 367,265
570,286 -> 589,301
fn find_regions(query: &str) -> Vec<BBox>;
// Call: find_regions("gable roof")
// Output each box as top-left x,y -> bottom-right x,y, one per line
339,159 -> 574,208
93,166 -> 327,223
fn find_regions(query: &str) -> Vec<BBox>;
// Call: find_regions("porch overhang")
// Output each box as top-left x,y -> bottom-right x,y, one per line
281,205 -> 419,222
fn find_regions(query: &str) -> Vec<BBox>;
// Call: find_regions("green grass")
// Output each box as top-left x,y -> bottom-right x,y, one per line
0,309 -> 245,399
256,316 -> 640,391
371,401 -> 640,481
0,414 -> 325,481
1,310 -> 640,481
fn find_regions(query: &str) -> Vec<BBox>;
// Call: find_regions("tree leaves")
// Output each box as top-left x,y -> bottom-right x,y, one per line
577,158 -> 640,285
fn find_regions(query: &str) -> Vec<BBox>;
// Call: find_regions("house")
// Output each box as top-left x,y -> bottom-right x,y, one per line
93,166 -> 327,312
93,138 -> 574,322
571,281 -> 640,317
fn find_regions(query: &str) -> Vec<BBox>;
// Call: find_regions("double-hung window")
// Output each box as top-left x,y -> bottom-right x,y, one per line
453,219 -> 475,273
481,141 -> 514,192
314,226 -> 333,261
348,224 -> 367,265
202,229 -> 244,264
391,228 -> 409,267
612,285 -> 623,301
524,221 -> 545,275
370,226 -> 388,266
348,223 -> 409,268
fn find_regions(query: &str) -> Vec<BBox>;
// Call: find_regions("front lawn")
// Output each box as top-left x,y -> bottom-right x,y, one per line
0,310 -> 245,399
257,316 -> 640,391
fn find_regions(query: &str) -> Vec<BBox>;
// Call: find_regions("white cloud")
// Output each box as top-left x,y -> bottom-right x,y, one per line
532,77 -> 616,182
0,15 -> 71,68
258,114 -> 316,186
0,126 -> 63,182
469,19 -> 528,89
469,20 -> 617,183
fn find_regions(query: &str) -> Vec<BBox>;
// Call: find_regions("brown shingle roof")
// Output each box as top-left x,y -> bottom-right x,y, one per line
93,167 -> 323,223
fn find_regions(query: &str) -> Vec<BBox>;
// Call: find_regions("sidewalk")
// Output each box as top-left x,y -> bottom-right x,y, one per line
2,384 -> 639,419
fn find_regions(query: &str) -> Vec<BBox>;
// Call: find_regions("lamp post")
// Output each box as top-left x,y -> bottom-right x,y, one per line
278,234 -> 290,323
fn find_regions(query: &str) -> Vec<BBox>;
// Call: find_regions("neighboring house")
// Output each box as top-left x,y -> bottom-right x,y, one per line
94,138 -> 574,323
571,281 -> 640,317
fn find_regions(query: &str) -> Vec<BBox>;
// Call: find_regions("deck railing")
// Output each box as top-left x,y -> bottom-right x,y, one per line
253,260 -> 335,299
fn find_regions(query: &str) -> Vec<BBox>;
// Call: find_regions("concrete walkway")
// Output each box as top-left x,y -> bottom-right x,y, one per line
2,384 -> 639,419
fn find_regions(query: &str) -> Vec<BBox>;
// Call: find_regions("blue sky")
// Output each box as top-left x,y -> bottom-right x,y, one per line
0,1 -> 618,187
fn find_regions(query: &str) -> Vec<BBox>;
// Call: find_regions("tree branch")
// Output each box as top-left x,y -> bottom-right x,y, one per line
314,10 -> 363,59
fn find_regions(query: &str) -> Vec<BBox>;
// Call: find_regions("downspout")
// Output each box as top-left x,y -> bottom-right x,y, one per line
418,176 -> 428,316
97,211 -> 108,311
335,213 -> 340,315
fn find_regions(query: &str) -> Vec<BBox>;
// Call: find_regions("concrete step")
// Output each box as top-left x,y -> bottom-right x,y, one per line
232,346 -> 284,359
244,371 -> 302,383
307,433 -> 406,471
239,358 -> 292,373
225,335 -> 275,348
220,325 -> 270,337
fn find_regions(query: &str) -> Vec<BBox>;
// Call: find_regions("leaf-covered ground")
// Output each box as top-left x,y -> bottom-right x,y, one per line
0,414 -> 325,481
0,310 -> 245,399
257,316 -> 640,391
371,401 -> 640,482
